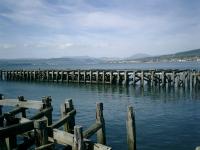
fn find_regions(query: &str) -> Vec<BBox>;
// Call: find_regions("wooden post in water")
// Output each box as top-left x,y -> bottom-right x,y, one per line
102,71 -> 105,84
60,99 -> 75,133
89,71 -> 92,83
110,71 -> 113,84
77,70 -> 80,83
34,118 -> 48,148
190,72 -> 193,89
124,71 -> 128,85
73,125 -> 84,150
66,71 -> 69,83
4,113 -> 20,149
0,94 -> 6,150
151,71 -> 154,87
42,96 -> 52,126
33,70 -> 36,81
83,71 -> 86,83
161,71 -> 165,87
96,103 -> 106,145
18,96 -> 26,118
194,73 -> 197,88
96,71 -> 99,83
126,106 -> 136,150
0,70 -> 2,80
140,71 -> 144,87
117,71 -> 120,85
0,94 -> 3,115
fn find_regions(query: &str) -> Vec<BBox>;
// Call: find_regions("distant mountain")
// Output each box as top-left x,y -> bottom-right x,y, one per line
126,53 -> 151,60
135,49 -> 200,62
173,49 -> 200,57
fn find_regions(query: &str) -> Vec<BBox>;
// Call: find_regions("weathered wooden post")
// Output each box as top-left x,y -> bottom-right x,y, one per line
89,71 -> 92,83
96,71 -> 99,83
18,96 -> 26,118
72,70 -> 75,82
190,71 -> 193,89
0,94 -> 6,150
66,71 -> 69,83
0,70 -> 2,80
77,70 -> 80,83
110,71 -> 113,84
73,125 -> 84,150
33,70 -> 36,81
116,71 -> 120,85
140,71 -> 144,87
175,73 -> 179,88
126,106 -> 136,150
60,99 -> 75,133
102,71 -> 105,84
83,71 -> 86,83
60,71 -> 64,82
96,103 -> 106,145
4,113 -> 20,149
132,71 -> 136,86
34,118 -> 48,148
124,71 -> 128,85
0,94 -> 3,126
161,71 -> 165,87
150,71 -> 154,87
194,73 -> 197,88
0,94 -> 3,116
42,96 -> 52,126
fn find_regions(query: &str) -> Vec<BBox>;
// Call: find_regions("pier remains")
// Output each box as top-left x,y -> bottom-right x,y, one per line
0,69 -> 200,88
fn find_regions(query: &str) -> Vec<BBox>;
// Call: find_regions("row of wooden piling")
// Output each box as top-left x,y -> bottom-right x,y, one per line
0,94 -> 136,150
0,69 -> 200,88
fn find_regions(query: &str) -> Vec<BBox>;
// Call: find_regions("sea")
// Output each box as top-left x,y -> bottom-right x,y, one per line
0,61 -> 200,150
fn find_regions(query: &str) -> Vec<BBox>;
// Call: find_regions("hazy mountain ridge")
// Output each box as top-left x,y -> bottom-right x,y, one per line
0,49 -> 200,69
135,49 -> 200,62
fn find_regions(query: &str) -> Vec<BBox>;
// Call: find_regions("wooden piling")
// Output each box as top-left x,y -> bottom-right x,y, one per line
140,71 -> 144,87
4,113 -> 20,149
34,118 -> 48,148
126,106 -> 136,150
18,96 -> 27,118
96,103 -> 106,145
42,96 -> 52,126
0,94 -> 3,117
73,125 -> 84,150
60,99 -> 75,133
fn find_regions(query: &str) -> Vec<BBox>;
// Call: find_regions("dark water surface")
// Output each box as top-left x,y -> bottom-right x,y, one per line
0,80 -> 200,150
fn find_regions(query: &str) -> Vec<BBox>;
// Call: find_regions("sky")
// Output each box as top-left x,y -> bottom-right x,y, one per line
0,0 -> 200,59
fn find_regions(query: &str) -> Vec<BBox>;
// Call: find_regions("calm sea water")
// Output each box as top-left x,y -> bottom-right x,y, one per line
0,61 -> 200,150
0,80 -> 200,150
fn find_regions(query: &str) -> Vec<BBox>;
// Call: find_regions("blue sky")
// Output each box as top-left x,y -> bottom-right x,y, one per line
0,0 -> 200,58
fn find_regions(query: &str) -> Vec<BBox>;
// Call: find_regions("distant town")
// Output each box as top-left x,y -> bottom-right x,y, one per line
106,48 -> 200,63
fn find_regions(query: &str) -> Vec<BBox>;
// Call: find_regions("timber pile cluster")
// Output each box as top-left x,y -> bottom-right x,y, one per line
0,69 -> 200,88
0,94 -> 136,150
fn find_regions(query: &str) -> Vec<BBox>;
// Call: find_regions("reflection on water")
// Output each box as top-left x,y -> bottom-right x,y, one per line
0,80 -> 200,150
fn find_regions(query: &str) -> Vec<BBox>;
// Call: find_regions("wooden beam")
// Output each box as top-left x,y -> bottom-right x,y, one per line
35,143 -> 54,150
29,107 -> 53,120
83,123 -> 102,138
52,129 -> 74,146
50,109 -> 76,129
0,120 -> 34,138
0,99 -> 43,109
